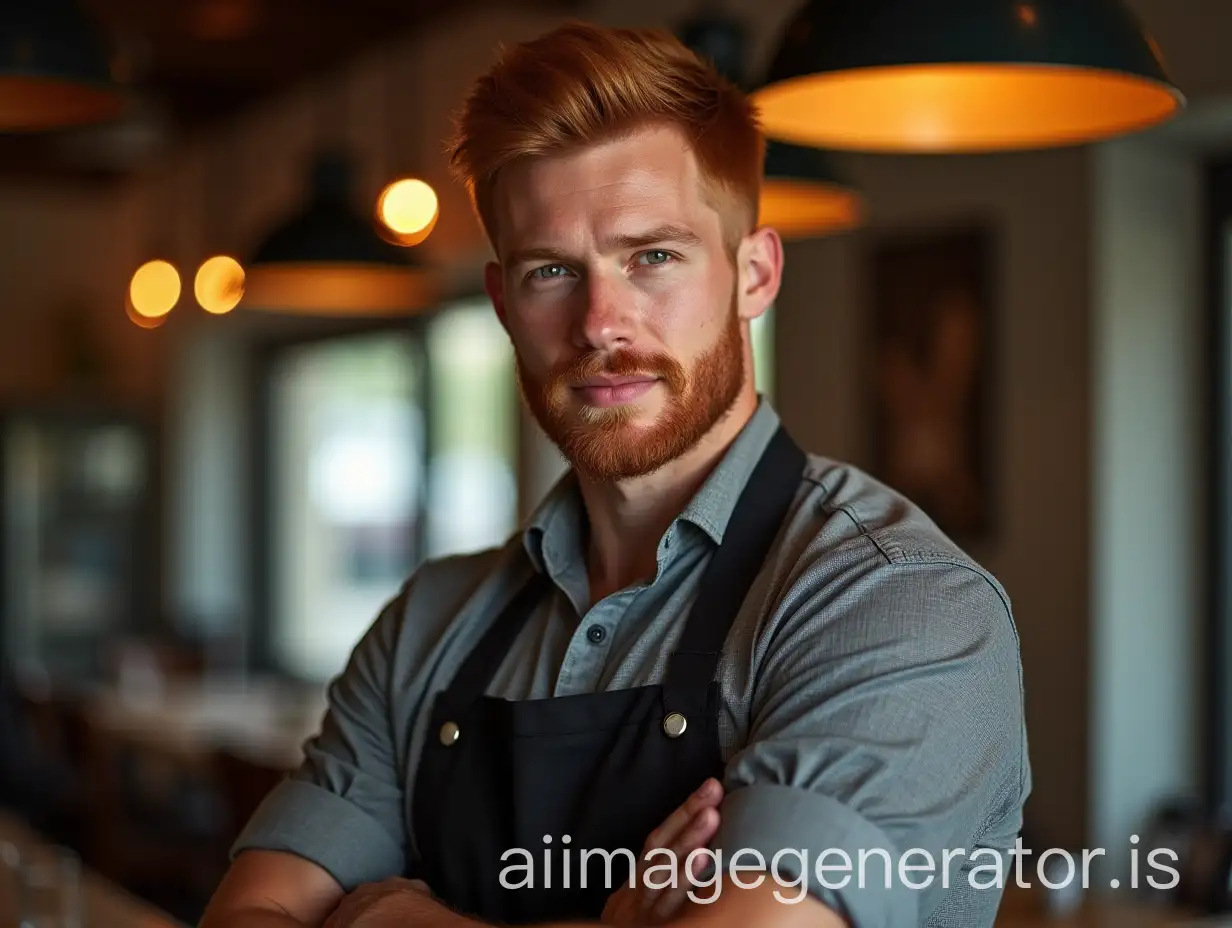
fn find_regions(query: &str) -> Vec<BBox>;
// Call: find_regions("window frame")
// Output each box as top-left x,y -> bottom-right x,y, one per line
247,314 -> 435,680
1204,155 -> 1232,813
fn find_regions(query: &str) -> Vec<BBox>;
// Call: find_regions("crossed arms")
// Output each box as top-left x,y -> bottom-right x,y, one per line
199,549 -> 1027,928
199,778 -> 845,928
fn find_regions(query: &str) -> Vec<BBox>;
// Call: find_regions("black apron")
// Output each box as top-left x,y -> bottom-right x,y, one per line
409,426 -> 806,924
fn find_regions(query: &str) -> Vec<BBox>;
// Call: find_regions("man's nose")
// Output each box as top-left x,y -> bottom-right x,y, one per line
574,273 -> 635,352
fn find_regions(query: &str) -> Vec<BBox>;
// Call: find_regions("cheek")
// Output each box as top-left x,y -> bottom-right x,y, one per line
505,303 -> 572,372
649,280 -> 729,356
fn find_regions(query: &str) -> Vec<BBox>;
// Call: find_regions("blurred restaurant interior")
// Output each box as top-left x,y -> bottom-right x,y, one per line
0,0 -> 1231,925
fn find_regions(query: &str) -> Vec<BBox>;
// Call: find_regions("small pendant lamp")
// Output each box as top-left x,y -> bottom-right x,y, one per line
242,150 -> 438,316
761,140 -> 861,237
0,0 -> 125,131
753,0 -> 1184,153
678,7 -> 861,239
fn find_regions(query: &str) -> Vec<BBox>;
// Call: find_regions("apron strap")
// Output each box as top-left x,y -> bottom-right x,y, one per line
436,568 -> 554,714
436,424 -> 806,711
665,426 -> 807,692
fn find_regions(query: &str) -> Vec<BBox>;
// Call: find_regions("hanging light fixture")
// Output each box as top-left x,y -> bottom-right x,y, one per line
127,258 -> 180,323
125,164 -> 184,329
376,177 -> 439,247
242,150 -> 438,316
373,46 -> 440,248
678,5 -> 862,239
753,0 -> 1184,153
193,123 -> 245,315
0,0 -> 126,131
761,141 -> 861,238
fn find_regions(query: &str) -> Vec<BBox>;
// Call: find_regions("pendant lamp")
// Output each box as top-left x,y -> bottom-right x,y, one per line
242,150 -> 438,316
678,7 -> 861,239
761,140 -> 861,237
0,0 -> 125,131
753,0 -> 1183,153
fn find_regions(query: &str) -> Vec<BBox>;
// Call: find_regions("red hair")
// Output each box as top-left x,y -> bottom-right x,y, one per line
447,21 -> 764,256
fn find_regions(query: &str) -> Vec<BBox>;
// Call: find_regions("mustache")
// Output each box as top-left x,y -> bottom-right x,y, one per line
550,349 -> 687,392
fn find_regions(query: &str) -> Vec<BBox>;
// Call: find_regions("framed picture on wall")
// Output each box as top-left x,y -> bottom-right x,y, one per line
868,223 -> 995,541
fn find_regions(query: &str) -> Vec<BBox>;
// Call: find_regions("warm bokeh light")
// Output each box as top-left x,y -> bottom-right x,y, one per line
194,255 -> 246,314
760,179 -> 862,239
0,77 -> 125,132
752,64 -> 1182,152
377,178 -> 439,246
125,297 -> 166,329
128,259 -> 181,318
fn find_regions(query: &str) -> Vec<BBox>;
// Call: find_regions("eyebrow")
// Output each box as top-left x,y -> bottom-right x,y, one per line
506,224 -> 704,268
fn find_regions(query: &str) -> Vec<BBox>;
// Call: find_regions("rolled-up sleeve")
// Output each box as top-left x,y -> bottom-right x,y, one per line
713,553 -> 1028,927
231,584 -> 411,890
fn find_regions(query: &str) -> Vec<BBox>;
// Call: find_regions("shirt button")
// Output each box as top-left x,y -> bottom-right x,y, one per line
586,625 -> 606,644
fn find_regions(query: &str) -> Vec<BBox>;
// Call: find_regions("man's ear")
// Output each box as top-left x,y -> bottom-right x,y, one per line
736,226 -> 784,322
484,261 -> 507,331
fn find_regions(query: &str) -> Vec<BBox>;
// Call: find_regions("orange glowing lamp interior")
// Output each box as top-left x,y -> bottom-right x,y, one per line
754,63 -> 1182,152
760,179 -> 861,238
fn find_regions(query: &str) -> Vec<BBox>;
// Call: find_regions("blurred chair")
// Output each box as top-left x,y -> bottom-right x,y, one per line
63,698 -> 225,913
212,747 -> 289,848
2,677 -> 87,847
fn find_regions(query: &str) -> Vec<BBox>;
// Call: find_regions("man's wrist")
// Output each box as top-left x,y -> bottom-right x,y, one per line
374,890 -> 477,928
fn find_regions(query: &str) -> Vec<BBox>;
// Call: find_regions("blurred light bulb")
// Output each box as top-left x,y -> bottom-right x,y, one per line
377,177 -> 439,246
129,259 -> 180,318
126,297 -> 166,329
194,254 -> 245,314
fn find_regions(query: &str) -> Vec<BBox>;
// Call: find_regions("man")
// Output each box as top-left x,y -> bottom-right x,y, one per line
200,20 -> 1029,928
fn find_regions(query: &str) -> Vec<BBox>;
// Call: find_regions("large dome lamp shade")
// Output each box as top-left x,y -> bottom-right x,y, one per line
678,8 -> 862,239
753,0 -> 1184,153
0,0 -> 125,131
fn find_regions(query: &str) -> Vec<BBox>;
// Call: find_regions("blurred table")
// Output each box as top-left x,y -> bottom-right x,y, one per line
0,811 -> 184,927
85,675 -> 326,772
994,886 -> 1213,926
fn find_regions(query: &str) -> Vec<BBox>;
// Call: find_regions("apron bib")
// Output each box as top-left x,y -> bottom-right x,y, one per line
410,426 -> 806,923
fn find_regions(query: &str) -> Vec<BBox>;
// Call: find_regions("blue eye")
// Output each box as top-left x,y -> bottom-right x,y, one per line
638,250 -> 673,266
530,264 -> 571,280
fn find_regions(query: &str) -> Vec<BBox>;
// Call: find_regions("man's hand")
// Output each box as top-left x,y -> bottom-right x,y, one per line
601,777 -> 724,927
321,877 -> 434,928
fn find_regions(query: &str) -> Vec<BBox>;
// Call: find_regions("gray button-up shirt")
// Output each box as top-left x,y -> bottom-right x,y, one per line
234,399 -> 1030,927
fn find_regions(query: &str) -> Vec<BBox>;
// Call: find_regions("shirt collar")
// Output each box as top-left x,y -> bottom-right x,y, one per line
677,397 -> 781,545
522,397 -> 783,572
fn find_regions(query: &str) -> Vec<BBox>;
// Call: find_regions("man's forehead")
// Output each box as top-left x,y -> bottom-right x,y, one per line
493,127 -> 715,250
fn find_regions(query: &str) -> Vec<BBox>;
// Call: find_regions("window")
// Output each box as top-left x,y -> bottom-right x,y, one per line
425,298 -> 519,558
751,304 -> 775,399
261,300 -> 518,682
266,329 -> 425,681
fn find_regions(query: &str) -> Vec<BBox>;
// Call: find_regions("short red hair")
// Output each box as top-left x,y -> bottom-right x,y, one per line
447,21 -> 764,256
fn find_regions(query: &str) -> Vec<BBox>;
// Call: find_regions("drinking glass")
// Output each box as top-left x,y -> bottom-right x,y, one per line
2,842 -> 23,927
16,845 -> 81,928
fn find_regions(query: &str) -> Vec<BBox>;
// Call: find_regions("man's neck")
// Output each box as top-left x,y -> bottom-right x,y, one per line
577,390 -> 759,604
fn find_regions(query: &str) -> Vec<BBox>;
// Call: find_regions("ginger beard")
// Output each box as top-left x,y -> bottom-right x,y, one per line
518,294 -> 745,481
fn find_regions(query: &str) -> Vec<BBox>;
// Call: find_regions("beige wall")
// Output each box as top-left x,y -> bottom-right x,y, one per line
0,180 -> 165,411
775,149 -> 1093,850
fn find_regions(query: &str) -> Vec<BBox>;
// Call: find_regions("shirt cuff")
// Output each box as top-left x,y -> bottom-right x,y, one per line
711,784 -> 918,928
230,777 -> 406,891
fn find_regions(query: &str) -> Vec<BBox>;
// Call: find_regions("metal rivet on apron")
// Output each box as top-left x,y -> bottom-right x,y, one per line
440,721 -> 460,746
662,712 -> 687,738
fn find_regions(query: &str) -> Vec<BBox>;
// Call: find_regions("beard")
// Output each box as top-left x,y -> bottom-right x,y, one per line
517,295 -> 745,481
